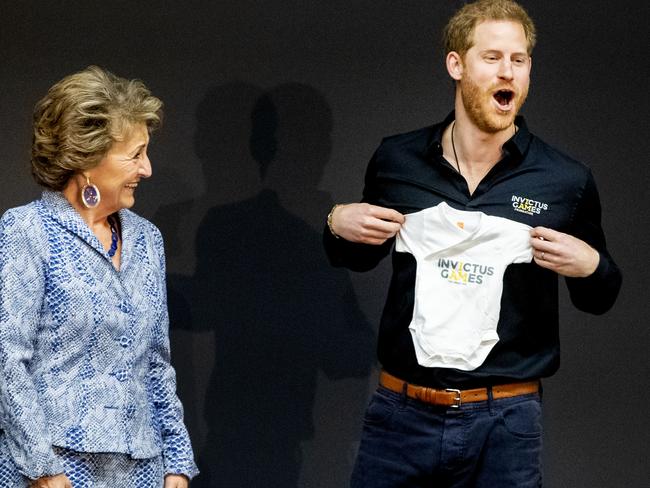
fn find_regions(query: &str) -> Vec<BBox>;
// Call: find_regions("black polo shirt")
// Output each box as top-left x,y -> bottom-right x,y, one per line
324,112 -> 622,389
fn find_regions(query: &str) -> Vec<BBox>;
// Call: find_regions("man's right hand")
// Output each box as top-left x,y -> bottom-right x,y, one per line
330,203 -> 404,245
29,474 -> 73,488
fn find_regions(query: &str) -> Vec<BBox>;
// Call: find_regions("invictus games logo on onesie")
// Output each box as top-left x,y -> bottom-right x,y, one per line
437,259 -> 494,285
511,195 -> 549,216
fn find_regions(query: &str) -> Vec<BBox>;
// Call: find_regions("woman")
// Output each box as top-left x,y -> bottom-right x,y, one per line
0,66 -> 198,487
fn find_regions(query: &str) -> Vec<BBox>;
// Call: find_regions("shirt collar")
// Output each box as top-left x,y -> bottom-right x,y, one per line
425,111 -> 532,164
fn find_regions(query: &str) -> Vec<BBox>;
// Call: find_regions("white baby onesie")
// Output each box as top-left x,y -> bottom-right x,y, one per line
395,202 -> 533,371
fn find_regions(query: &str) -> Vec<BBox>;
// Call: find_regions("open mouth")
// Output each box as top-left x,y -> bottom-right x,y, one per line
125,183 -> 138,190
493,89 -> 514,109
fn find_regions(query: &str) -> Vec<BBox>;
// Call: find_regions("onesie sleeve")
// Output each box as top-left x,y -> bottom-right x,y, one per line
490,216 -> 532,265
0,210 -> 64,480
564,170 -> 622,314
394,211 -> 425,257
510,223 -> 534,264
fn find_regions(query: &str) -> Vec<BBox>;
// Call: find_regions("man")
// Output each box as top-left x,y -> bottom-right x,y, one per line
324,1 -> 622,486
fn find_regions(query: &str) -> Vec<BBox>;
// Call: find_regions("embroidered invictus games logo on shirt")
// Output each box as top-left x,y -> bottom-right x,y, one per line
511,195 -> 549,215
437,259 -> 494,285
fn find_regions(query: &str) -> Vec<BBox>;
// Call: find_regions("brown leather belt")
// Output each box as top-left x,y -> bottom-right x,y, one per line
380,371 -> 539,408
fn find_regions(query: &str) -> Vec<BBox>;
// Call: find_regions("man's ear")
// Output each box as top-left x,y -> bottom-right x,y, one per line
446,51 -> 463,81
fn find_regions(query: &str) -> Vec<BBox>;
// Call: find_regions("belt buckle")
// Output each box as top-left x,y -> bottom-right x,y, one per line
445,388 -> 462,408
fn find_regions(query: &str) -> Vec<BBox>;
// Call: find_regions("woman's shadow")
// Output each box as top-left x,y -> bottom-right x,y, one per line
157,82 -> 375,487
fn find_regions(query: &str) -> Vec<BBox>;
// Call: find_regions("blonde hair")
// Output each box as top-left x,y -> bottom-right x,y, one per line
443,0 -> 537,57
31,65 -> 163,190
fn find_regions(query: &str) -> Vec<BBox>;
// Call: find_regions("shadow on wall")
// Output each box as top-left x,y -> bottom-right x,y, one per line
156,81 -> 376,487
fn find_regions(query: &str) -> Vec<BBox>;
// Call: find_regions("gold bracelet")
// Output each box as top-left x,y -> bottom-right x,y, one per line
327,204 -> 341,239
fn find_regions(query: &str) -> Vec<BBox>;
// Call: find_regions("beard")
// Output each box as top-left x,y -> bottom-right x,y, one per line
460,74 -> 528,133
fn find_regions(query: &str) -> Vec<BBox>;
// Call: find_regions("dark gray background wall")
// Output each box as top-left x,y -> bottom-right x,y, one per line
2,1 -> 648,486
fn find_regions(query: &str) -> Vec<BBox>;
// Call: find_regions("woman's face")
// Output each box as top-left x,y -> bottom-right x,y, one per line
90,123 -> 151,213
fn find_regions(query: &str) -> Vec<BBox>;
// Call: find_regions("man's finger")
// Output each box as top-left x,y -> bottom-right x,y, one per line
529,237 -> 555,253
365,218 -> 402,234
368,205 -> 405,224
530,226 -> 563,241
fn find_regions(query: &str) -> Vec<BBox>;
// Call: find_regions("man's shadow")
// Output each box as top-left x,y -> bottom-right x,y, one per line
159,82 -> 375,487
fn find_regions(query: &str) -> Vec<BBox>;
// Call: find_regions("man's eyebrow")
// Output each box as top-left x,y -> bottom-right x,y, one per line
479,49 -> 530,58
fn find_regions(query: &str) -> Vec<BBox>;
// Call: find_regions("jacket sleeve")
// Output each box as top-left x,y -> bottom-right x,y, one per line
148,228 -> 199,479
323,146 -> 395,271
565,170 -> 622,314
0,210 -> 64,479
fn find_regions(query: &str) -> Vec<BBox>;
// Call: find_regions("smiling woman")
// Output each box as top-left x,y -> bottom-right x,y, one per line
62,122 -> 152,234
0,66 -> 198,488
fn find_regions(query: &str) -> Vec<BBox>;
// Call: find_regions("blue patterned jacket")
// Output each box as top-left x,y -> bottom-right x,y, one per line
0,191 -> 198,480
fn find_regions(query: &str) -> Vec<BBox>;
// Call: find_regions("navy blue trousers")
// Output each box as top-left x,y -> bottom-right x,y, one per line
350,385 -> 543,487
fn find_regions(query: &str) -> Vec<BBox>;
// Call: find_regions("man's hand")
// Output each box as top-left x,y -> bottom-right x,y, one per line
530,227 -> 600,277
29,474 -> 72,488
164,474 -> 189,488
330,203 -> 405,245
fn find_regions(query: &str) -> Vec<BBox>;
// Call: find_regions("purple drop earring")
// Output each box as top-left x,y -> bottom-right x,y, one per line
81,175 -> 101,208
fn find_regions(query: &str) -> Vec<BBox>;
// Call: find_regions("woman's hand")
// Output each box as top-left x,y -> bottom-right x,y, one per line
29,474 -> 72,488
164,474 -> 189,488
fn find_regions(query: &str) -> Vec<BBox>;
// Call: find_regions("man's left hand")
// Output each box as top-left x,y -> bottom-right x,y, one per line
530,227 -> 600,277
164,474 -> 189,488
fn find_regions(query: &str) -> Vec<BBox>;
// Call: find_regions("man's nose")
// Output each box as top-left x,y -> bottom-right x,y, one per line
498,60 -> 514,80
